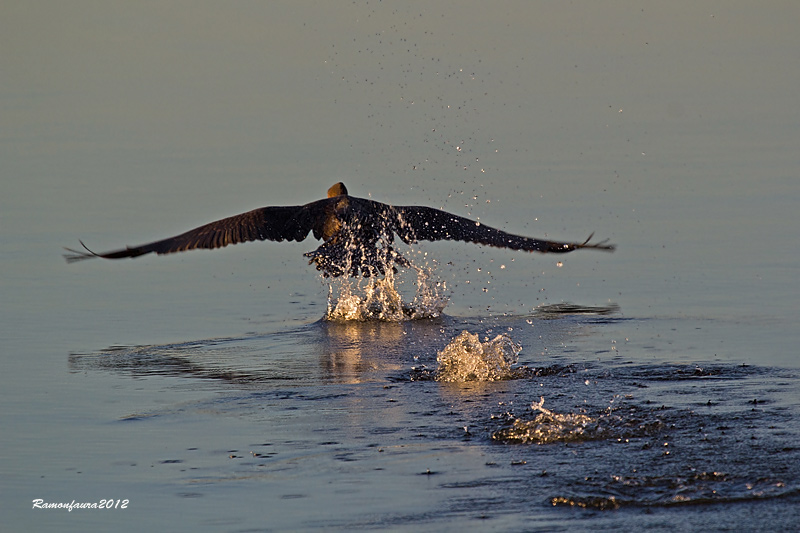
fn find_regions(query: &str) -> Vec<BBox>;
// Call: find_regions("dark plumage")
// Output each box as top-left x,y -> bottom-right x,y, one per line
64,182 -> 615,277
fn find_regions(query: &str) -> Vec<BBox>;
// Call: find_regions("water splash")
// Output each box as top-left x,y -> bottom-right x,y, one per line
309,226 -> 448,321
435,331 -> 522,382
492,398 -> 664,444
492,397 -> 595,444
324,263 -> 449,321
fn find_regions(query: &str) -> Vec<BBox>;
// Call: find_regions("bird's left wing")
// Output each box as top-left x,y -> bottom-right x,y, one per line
387,205 -> 615,254
64,202 -> 330,263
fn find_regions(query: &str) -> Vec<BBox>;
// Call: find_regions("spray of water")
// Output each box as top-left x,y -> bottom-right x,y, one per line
492,397 -> 596,444
435,331 -> 522,382
322,234 -> 449,321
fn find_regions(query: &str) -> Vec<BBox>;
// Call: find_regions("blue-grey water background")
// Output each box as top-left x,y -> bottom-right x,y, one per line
3,2 -> 799,531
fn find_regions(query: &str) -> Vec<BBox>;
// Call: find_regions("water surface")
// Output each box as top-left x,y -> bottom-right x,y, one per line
3,2 -> 799,531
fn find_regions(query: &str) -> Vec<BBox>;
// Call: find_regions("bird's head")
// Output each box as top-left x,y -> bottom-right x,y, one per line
328,182 -> 348,197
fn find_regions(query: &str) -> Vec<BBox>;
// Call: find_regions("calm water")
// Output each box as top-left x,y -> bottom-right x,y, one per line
3,3 -> 799,531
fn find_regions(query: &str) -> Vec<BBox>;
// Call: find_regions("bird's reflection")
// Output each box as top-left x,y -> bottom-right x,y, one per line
68,318 -> 450,385
68,304 -> 619,387
319,320 -> 406,383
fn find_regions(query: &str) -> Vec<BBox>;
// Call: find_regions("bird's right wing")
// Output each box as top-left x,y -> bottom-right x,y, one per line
388,205 -> 615,254
63,201 -> 332,263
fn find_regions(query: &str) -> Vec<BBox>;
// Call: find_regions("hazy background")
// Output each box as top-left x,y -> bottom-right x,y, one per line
4,1 -> 798,349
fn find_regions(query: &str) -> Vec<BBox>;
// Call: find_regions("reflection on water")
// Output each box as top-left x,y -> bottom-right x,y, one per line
69,316 -> 450,385
68,295 -> 621,386
533,302 -> 621,318
318,319 -> 421,383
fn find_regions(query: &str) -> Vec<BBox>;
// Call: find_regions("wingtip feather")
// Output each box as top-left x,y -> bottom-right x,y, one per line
62,240 -> 101,263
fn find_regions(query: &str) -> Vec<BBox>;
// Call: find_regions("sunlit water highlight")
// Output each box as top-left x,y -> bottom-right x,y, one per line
435,330 -> 522,382
323,251 -> 449,321
492,397 -> 597,444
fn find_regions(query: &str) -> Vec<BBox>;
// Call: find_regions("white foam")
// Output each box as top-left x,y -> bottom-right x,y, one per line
435,330 -> 522,382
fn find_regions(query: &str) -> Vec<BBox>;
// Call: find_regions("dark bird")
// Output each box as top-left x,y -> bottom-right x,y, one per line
64,182 -> 615,277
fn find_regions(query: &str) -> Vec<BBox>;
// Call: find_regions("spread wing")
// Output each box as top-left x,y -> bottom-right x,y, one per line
63,200 -> 336,263
388,205 -> 615,254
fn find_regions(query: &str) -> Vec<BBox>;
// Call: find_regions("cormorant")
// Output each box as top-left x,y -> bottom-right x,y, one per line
64,182 -> 614,277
